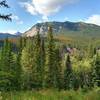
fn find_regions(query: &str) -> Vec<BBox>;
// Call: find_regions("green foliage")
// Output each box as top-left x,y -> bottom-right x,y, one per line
1,89 -> 100,100
32,32 -> 43,88
0,39 -> 16,90
0,26 -> 99,98
64,54 -> 73,90
45,26 -> 59,88
21,38 -> 34,89
94,53 -> 100,86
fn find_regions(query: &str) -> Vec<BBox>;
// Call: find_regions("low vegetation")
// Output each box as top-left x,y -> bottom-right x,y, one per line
0,88 -> 100,100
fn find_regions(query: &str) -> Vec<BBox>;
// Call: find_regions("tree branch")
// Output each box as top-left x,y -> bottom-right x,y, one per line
0,14 -> 12,21
0,0 -> 9,8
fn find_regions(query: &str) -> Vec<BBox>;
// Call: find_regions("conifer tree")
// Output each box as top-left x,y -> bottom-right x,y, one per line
40,38 -> 45,88
0,38 -> 14,72
45,26 -> 56,88
14,53 -> 22,90
53,46 -> 62,89
88,44 -> 94,58
32,30 -> 43,88
21,38 -> 34,89
94,53 -> 100,86
64,54 -> 73,90
0,38 -> 15,90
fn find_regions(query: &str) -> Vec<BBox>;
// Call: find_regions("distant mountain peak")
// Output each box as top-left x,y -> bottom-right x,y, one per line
0,32 -> 21,39
15,32 -> 22,36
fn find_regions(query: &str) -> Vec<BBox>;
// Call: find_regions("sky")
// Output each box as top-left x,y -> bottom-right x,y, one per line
0,0 -> 100,34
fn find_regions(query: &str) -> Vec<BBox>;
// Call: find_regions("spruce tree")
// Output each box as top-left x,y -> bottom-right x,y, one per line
15,37 -> 25,90
40,38 -> 45,88
64,54 -> 73,90
0,38 -> 15,90
45,26 -> 56,88
94,53 -> 100,87
14,53 -> 22,90
32,30 -> 43,88
21,38 -> 34,89
53,46 -> 62,89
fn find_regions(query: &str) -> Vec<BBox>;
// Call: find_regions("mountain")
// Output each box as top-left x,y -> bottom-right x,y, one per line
0,32 -> 21,39
15,32 -> 22,36
24,21 -> 100,38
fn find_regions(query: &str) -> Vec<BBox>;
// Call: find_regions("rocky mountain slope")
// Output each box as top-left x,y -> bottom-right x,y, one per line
24,21 -> 100,38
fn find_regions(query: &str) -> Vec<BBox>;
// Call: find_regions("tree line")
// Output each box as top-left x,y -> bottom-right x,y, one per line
0,27 -> 100,91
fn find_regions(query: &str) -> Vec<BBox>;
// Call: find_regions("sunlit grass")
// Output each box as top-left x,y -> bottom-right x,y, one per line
1,88 -> 100,100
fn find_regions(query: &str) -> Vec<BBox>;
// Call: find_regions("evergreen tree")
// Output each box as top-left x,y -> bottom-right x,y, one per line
32,30 -> 43,88
94,53 -> 100,87
0,38 -> 15,90
45,26 -> 56,88
14,53 -> 22,90
88,44 -> 94,58
21,38 -> 34,89
40,38 -> 45,88
64,54 -> 73,90
15,37 -> 26,90
53,46 -> 62,89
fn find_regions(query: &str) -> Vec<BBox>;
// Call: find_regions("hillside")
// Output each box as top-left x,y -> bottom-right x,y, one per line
24,21 -> 100,38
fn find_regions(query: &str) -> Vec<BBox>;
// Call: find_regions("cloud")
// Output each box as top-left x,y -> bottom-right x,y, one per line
85,14 -> 100,26
37,20 -> 42,23
42,16 -> 49,22
11,15 -> 19,20
20,2 -> 37,15
37,16 -> 48,23
11,15 -> 23,25
18,20 -> 23,24
64,17 -> 69,21
1,30 -> 17,34
20,0 -> 78,21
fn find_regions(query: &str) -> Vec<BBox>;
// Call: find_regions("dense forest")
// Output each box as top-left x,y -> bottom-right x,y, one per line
0,26 -> 100,92
0,0 -> 100,100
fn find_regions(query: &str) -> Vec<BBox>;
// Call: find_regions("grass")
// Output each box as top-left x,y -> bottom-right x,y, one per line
1,88 -> 100,100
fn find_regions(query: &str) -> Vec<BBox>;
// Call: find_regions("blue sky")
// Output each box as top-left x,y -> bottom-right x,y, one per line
0,0 -> 100,34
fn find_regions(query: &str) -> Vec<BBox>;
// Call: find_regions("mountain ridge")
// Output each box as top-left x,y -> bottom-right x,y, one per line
24,21 -> 100,38
0,32 -> 22,39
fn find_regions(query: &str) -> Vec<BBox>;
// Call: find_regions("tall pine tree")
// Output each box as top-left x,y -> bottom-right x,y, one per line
94,53 -> 100,87
45,26 -> 56,88
64,54 -> 73,90
21,38 -> 34,89
53,46 -> 62,89
32,29 -> 43,89
0,38 -> 15,90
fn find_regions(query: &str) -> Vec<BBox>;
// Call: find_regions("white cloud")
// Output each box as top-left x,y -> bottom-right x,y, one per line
1,30 -> 17,34
42,16 -> 49,22
64,17 -> 69,21
11,15 -> 19,20
20,2 -> 37,15
37,16 -> 49,23
6,30 -> 17,34
20,0 -> 78,20
37,20 -> 42,23
85,14 -> 100,26
11,15 -> 23,25
18,20 -> 23,25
